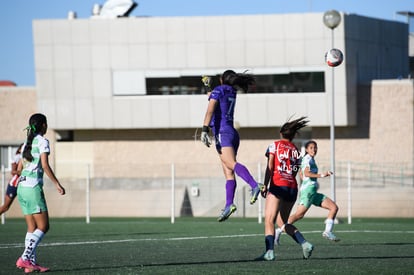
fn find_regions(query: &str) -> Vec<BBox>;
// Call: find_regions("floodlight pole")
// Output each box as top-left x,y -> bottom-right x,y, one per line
323,10 -> 341,202
1,165 -> 4,224
330,28 -> 336,202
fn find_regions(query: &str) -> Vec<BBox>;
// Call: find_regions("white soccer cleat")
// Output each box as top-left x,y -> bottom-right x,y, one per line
301,241 -> 314,259
256,249 -> 275,261
322,231 -> 340,242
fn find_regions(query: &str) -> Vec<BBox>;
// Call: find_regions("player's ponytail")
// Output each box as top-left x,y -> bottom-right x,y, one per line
280,116 -> 309,141
23,113 -> 47,162
221,70 -> 255,93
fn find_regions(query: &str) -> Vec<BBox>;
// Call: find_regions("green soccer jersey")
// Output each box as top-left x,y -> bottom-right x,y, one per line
19,135 -> 50,188
300,154 -> 319,190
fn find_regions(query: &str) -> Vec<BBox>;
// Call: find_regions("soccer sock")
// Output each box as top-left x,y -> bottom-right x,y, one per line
275,227 -> 283,240
23,232 -> 31,261
325,218 -> 334,232
30,252 -> 37,264
225,179 -> 237,207
265,235 -> 275,251
22,229 -> 44,261
24,232 -> 37,263
293,231 -> 306,245
234,163 -> 257,189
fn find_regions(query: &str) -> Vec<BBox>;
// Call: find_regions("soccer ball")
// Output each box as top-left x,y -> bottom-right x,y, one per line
325,48 -> 344,67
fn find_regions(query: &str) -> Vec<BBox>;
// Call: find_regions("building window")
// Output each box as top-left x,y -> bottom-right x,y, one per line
146,76 -> 207,95
255,72 -> 325,93
145,72 -> 325,95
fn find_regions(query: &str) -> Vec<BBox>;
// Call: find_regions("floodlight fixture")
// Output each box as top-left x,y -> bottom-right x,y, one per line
99,0 -> 138,18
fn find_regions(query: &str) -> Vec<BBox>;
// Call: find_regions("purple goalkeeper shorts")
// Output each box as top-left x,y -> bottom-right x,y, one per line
214,130 -> 240,154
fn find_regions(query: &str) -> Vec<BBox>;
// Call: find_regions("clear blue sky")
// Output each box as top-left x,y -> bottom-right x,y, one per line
0,0 -> 412,86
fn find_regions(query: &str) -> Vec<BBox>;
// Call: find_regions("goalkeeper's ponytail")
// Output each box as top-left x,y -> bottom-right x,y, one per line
221,70 -> 255,93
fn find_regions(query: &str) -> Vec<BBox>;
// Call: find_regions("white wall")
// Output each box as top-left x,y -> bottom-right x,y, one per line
32,13 -> 407,130
33,13 -> 358,129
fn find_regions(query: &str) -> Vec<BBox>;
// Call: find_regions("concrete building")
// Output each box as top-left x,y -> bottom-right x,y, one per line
32,12 -> 408,130
0,11 -> 413,218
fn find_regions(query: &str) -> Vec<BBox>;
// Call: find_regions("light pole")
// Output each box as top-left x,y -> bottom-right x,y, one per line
323,10 -> 341,202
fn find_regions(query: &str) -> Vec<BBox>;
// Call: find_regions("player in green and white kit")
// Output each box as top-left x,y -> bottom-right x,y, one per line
15,113 -> 65,273
275,140 -> 339,243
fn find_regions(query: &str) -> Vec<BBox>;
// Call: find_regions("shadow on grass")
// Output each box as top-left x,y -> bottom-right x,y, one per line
323,242 -> 414,247
51,254 -> 414,273
311,255 -> 414,261
53,258 -> 264,273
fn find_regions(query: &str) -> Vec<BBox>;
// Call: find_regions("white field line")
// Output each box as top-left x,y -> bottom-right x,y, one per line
1,230 -> 413,249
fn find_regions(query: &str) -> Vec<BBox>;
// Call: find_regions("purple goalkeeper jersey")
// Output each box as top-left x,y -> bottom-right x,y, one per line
208,84 -> 237,134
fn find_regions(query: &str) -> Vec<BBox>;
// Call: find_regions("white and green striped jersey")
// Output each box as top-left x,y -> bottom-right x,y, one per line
19,135 -> 50,188
300,154 -> 319,190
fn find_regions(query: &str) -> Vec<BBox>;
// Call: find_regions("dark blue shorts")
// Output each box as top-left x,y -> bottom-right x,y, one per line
269,185 -> 298,202
214,131 -> 240,154
6,185 -> 17,198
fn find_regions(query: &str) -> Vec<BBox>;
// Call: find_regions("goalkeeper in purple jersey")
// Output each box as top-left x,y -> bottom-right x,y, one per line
201,70 -> 263,222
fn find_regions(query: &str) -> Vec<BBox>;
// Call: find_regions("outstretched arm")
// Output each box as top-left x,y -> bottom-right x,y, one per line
201,99 -> 217,147
41,153 -> 65,195
17,160 -> 23,176
202,98 -> 217,127
11,162 -> 19,176
303,167 -> 333,178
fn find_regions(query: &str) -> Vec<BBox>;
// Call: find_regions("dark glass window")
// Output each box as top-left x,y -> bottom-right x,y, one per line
146,76 -> 209,95
254,72 -> 325,93
145,72 -> 325,95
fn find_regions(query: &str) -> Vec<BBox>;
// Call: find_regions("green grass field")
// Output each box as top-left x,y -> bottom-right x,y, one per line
0,217 -> 413,274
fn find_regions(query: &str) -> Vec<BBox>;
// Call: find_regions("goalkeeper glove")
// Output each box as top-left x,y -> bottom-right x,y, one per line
201,126 -> 212,147
201,75 -> 212,88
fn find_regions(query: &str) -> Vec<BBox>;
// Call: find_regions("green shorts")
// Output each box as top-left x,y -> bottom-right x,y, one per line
298,184 -> 326,208
17,185 -> 48,215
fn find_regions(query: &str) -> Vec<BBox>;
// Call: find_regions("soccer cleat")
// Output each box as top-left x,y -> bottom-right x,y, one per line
255,250 -> 275,261
30,262 -> 50,273
322,231 -> 340,242
24,267 -> 36,274
250,184 -> 264,204
16,257 -> 36,272
301,241 -> 314,259
256,250 -> 275,261
217,204 -> 237,222
25,266 -> 50,273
